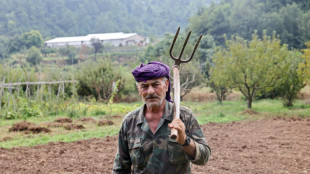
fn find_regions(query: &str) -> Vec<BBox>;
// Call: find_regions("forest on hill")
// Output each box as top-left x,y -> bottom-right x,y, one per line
0,0 -> 214,38
189,0 -> 310,48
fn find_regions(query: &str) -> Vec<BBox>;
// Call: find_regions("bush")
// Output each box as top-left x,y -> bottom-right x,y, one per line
58,46 -> 77,62
41,46 -> 56,57
26,46 -> 43,65
76,59 -> 126,103
66,103 -> 89,118
1,111 -> 18,120
19,104 -> 43,119
0,99 -> 42,120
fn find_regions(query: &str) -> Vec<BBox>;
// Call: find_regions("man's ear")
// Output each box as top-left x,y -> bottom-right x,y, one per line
165,79 -> 169,92
136,83 -> 143,96
136,83 -> 140,91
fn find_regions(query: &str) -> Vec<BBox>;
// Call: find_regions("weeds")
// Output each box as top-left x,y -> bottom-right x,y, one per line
92,108 -> 106,116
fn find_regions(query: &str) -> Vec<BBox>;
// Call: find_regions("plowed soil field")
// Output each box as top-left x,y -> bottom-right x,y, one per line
0,118 -> 309,174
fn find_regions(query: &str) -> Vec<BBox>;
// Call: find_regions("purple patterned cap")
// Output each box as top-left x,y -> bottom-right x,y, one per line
132,62 -> 171,102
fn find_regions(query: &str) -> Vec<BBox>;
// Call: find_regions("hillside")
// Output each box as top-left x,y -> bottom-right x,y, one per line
0,0 -> 214,38
189,0 -> 310,48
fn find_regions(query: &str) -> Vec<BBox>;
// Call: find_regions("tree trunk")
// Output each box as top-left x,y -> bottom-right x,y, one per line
284,97 -> 293,107
247,97 -> 252,109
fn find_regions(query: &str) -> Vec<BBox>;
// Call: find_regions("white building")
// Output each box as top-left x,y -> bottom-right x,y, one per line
45,32 -> 145,48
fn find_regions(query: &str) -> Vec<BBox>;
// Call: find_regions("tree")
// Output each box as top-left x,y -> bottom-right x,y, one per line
189,3 -> 232,45
91,38 -> 103,60
195,34 -> 216,78
41,46 -> 56,57
7,35 -> 24,53
277,3 -> 305,49
189,0 -> 310,49
7,30 -> 43,54
209,49 -> 231,103
229,0 -> 262,40
21,30 -> 43,49
77,59 -> 124,103
211,31 -> 290,108
298,41 -> 310,84
279,50 -> 305,107
178,61 -> 205,100
26,46 -> 43,66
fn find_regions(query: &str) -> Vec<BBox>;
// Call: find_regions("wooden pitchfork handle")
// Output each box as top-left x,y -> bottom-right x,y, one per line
169,27 -> 202,140
170,65 -> 181,140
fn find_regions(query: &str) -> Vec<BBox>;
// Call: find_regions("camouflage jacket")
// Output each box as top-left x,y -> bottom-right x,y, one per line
112,101 -> 211,174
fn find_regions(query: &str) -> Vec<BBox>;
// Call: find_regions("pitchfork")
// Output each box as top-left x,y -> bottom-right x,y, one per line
169,27 -> 202,140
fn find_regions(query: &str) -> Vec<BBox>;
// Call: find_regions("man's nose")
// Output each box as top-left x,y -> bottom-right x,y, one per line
147,86 -> 155,94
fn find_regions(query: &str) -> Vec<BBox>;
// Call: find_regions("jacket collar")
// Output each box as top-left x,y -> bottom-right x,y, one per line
136,100 -> 174,125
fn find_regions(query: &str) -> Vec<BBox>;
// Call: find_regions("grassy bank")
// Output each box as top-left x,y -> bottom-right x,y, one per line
186,99 -> 310,124
0,99 -> 309,148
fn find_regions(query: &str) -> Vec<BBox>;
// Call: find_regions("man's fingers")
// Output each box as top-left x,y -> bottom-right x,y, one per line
169,119 -> 185,136
171,118 -> 183,125
169,122 -> 185,132
170,124 -> 181,130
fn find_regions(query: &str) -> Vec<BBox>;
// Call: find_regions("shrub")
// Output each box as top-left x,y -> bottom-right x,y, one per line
76,59 -> 125,103
26,46 -> 43,66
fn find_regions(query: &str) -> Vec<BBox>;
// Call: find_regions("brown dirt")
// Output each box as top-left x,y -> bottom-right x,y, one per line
45,122 -> 64,128
0,118 -> 309,174
8,121 -> 51,134
8,121 -> 34,132
104,115 -> 122,119
241,109 -> 259,115
54,117 -> 73,123
297,91 -> 310,100
183,90 -> 241,102
63,124 -> 85,130
1,137 -> 13,142
183,92 -> 217,102
97,120 -> 114,126
78,117 -> 97,123
226,92 -> 241,101
304,99 -> 310,105
26,126 -> 51,134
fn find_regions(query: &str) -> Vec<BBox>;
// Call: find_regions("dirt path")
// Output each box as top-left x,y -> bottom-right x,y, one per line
0,118 -> 309,174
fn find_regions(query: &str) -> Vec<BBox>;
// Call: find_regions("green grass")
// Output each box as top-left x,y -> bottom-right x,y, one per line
183,99 -> 310,124
1,99 -> 309,148
253,99 -> 310,116
0,125 -> 119,148
183,100 -> 248,124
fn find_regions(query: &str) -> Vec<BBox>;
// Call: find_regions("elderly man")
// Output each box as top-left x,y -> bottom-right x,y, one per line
112,62 -> 211,174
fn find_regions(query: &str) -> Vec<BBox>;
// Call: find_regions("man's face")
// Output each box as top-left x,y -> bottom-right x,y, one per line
137,77 -> 169,109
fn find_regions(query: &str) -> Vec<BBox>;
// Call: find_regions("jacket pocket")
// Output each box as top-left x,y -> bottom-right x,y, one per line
167,137 -> 187,164
128,139 -> 145,169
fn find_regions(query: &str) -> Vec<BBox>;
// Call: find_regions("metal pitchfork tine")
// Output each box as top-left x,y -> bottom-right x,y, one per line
169,27 -> 203,68
169,27 -> 203,140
